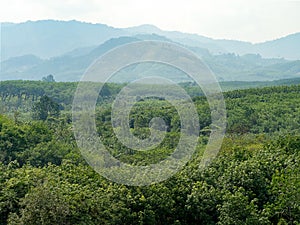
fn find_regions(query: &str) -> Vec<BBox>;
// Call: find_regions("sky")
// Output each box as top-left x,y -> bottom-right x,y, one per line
0,0 -> 299,43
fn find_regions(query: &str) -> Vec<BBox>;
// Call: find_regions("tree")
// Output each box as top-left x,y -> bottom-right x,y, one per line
32,96 -> 60,121
7,183 -> 70,225
42,74 -> 55,82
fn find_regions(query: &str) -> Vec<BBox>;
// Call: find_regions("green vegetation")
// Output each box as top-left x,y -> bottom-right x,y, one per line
1,78 -> 300,115
0,80 -> 299,224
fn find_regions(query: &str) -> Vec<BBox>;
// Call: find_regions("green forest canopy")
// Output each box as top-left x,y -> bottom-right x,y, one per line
0,80 -> 299,224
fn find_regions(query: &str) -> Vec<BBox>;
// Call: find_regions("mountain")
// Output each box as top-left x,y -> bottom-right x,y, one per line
1,20 -> 128,60
1,35 -> 299,82
1,20 -> 300,61
125,24 -> 300,60
254,33 -> 300,59
1,36 -> 147,81
1,20 -> 300,82
2,54 -> 42,72
213,33 -> 300,60
125,24 -> 224,54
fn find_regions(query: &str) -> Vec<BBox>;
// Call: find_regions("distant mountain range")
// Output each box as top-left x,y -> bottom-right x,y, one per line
1,20 -> 300,82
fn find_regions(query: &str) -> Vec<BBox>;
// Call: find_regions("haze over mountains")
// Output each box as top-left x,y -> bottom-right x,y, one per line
1,20 -> 300,82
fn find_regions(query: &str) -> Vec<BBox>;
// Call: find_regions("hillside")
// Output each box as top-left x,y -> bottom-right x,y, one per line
1,20 -> 299,82
1,35 -> 300,82
1,20 -> 128,60
1,20 -> 300,61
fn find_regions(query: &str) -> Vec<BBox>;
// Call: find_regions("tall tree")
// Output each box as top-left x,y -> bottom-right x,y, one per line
42,74 -> 55,82
32,96 -> 60,121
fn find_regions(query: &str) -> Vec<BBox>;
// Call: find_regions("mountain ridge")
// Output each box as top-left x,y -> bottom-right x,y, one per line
1,20 -> 299,82
1,20 -> 300,60
1,35 -> 299,82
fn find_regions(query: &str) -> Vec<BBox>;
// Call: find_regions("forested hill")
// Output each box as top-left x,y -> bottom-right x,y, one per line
2,35 -> 300,82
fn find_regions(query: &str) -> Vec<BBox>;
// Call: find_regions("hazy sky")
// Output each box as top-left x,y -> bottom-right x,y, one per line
0,0 -> 299,43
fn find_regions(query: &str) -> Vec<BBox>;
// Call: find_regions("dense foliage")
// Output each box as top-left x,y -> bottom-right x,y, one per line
0,81 -> 299,224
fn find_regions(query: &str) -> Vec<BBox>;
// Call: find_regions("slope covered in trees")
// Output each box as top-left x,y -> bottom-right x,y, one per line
0,81 -> 299,224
